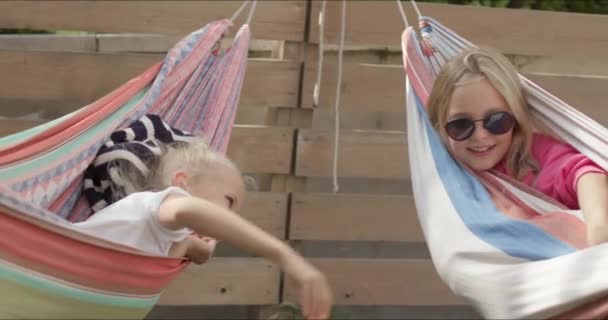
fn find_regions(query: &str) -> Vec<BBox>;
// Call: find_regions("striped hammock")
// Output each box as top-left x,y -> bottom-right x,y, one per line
402,11 -> 608,320
0,17 -> 250,319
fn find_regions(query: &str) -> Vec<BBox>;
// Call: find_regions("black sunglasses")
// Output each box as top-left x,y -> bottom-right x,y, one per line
444,111 -> 515,141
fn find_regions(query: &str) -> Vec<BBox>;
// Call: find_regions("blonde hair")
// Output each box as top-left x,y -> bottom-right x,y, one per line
111,138 -> 254,200
427,47 -> 538,179
150,138 -> 238,190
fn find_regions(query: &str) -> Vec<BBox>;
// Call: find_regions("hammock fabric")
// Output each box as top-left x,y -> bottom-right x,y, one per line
402,15 -> 608,319
0,18 -> 250,319
83,114 -> 195,213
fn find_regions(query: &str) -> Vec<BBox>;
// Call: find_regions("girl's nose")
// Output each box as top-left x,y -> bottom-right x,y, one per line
470,122 -> 491,140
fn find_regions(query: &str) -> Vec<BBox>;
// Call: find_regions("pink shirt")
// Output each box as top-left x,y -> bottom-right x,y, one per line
494,134 -> 606,209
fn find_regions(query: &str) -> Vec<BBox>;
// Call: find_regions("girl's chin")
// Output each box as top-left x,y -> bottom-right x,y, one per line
467,159 -> 498,172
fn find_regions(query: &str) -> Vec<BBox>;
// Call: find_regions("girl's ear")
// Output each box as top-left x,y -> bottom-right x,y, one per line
171,170 -> 189,190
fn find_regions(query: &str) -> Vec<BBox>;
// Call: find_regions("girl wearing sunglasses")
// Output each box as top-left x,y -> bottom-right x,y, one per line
427,47 -> 608,246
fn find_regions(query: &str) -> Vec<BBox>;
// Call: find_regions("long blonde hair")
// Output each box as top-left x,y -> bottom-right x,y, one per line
427,47 -> 538,179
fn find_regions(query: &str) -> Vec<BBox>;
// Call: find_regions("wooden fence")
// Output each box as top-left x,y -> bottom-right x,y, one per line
1,1 -> 607,319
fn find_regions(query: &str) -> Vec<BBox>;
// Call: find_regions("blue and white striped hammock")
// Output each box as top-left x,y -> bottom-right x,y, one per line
400,3 -> 608,319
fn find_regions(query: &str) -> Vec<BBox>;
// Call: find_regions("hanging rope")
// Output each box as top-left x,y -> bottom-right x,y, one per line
230,1 -> 250,22
410,0 -> 422,21
313,0 -> 327,108
245,0 -> 257,25
395,0 -> 410,28
230,0 -> 257,24
331,0 -> 347,194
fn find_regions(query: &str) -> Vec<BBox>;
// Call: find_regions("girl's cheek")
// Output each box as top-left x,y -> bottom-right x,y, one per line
449,141 -> 469,162
448,140 -> 461,154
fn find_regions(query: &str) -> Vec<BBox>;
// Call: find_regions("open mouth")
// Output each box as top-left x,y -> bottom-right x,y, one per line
467,145 -> 496,155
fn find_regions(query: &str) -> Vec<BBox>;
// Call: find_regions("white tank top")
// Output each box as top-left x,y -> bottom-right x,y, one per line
74,187 -> 193,256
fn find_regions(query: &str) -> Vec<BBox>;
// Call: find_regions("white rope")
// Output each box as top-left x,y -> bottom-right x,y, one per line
395,0 -> 410,28
230,1 -> 250,22
332,0 -> 346,194
245,0 -> 257,25
410,0 -> 422,20
313,0 -> 327,107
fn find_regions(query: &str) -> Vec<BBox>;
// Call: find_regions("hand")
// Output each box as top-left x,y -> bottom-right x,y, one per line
187,235 -> 217,264
169,235 -> 217,264
280,253 -> 333,320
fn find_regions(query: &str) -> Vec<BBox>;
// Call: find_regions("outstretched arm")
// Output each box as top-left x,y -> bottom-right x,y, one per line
577,173 -> 608,245
159,196 -> 292,261
158,196 -> 333,320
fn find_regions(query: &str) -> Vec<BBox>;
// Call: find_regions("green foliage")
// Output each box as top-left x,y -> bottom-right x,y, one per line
416,0 -> 608,14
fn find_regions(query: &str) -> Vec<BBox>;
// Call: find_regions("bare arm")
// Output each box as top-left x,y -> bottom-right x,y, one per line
159,196 -> 292,262
577,172 -> 608,245
158,196 -> 333,319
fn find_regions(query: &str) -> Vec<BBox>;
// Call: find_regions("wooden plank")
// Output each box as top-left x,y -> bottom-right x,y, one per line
283,258 -> 465,306
517,56 -> 608,77
0,121 -> 293,175
2,52 -> 602,121
525,74 -> 608,127
299,43 -> 608,77
296,129 -> 408,179
0,106 -> 276,133
0,51 -> 159,119
97,35 -> 281,56
311,110 -> 406,131
0,1 -> 306,41
0,119 -> 41,137
264,107 -> 313,128
240,192 -> 287,239
302,63 -> 404,112
0,105 -> 276,133
242,59 -> 300,109
97,34 -> 181,53
227,126 -> 294,175
290,193 -> 422,242
309,2 -> 608,58
305,177 -> 411,195
0,51 -> 299,118
0,34 -> 282,57
0,34 -> 96,52
301,62 -> 608,123
159,258 -> 280,305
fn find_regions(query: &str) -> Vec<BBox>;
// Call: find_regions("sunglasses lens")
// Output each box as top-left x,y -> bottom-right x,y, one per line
484,112 -> 515,135
445,119 -> 475,141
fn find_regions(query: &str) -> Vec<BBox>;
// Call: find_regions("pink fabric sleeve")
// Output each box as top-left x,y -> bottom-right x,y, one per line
531,134 -> 607,209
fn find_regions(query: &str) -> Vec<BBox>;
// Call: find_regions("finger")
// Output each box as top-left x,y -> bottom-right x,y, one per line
308,281 -> 317,320
194,237 -> 215,250
322,284 -> 333,319
301,281 -> 312,319
314,280 -> 332,319
309,282 -> 319,319
324,279 -> 334,316
312,281 -> 325,319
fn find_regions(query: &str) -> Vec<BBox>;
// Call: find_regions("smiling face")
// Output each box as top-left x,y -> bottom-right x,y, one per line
445,77 -> 514,171
428,47 -> 538,179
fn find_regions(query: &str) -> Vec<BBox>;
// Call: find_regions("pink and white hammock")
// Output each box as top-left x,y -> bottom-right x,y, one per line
0,1 -> 255,318
400,2 -> 608,319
